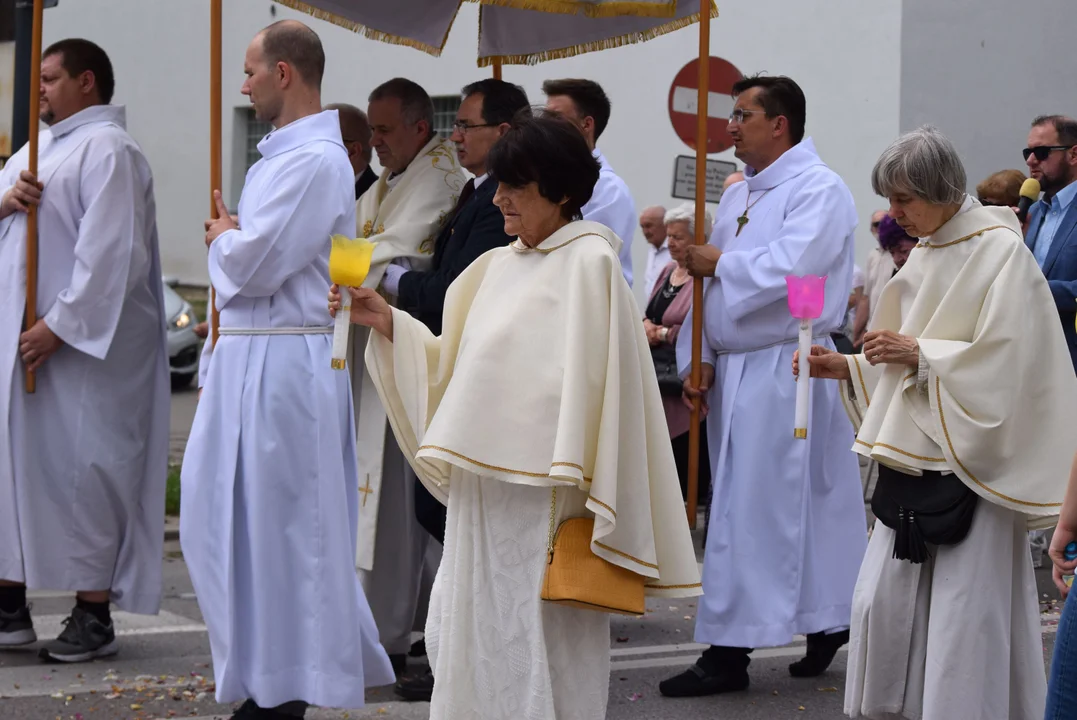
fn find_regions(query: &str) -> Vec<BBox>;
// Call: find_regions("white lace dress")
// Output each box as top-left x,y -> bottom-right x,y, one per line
426,471 -> 610,720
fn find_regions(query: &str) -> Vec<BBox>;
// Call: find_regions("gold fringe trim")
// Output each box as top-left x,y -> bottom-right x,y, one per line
476,0 -> 678,19
935,377 -> 1062,508
478,1 -> 718,66
272,0 -> 450,56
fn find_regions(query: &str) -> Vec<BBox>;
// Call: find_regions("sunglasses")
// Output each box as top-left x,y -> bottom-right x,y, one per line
1023,145 -> 1074,162
871,220 -> 882,229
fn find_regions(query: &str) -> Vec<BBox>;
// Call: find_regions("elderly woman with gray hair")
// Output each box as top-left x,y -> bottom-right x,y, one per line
644,203 -> 712,503
794,126 -> 1077,719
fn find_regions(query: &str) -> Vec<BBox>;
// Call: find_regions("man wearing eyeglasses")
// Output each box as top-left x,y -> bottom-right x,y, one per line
852,209 -> 894,348
325,102 -> 378,200
1024,114 -> 1077,374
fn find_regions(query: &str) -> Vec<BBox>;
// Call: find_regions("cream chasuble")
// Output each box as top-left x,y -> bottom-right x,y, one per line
839,201 -> 1069,720
350,135 -> 466,570
365,220 -> 701,593
840,202 -> 1077,527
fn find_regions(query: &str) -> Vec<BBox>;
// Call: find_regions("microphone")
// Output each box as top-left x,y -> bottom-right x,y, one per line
1016,178 -> 1040,223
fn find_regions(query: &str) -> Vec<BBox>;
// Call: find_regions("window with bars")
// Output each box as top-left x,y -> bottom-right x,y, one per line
243,108 -> 273,172
432,95 -> 461,139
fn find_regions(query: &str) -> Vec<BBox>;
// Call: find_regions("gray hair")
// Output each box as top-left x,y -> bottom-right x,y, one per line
368,77 -> 434,129
664,202 -> 713,238
871,125 -> 967,205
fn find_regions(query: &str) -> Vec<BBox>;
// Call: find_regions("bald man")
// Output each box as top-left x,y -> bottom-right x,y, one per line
641,205 -> 669,297
326,102 -> 378,199
182,20 -> 393,718
722,170 -> 745,192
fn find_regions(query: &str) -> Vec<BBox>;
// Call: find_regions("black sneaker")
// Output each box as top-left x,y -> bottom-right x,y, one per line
0,605 -> 36,647
38,607 -> 117,663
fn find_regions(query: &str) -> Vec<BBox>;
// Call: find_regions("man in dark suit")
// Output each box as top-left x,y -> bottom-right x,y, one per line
1024,114 -> 1077,373
379,78 -> 530,702
326,102 -> 378,198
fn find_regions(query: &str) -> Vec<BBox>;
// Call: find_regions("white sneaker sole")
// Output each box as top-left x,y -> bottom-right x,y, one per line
41,638 -> 118,663
0,628 -> 37,646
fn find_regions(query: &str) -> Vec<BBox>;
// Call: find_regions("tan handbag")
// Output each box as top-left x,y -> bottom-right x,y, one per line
540,488 -> 646,616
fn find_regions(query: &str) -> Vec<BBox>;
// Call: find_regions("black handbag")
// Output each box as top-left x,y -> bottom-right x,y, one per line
650,342 -> 683,397
871,464 -> 978,564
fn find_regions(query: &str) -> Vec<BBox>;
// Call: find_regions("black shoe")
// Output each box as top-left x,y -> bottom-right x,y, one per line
409,637 -> 426,657
230,699 -> 305,719
659,647 -> 751,698
395,667 -> 434,702
789,630 -> 849,678
389,653 -> 407,677
0,605 -> 36,647
38,607 -> 117,663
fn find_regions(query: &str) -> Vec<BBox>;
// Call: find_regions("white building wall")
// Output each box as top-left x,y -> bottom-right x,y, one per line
42,0 -> 902,305
899,0 -> 1077,198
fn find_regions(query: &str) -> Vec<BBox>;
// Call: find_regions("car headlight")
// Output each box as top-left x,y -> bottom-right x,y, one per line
170,304 -> 193,330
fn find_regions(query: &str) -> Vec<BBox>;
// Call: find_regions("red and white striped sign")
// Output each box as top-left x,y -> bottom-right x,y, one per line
668,56 -> 743,154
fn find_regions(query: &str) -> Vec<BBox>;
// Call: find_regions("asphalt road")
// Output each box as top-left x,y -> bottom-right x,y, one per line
14,387 -> 1050,719
0,542 -> 1063,720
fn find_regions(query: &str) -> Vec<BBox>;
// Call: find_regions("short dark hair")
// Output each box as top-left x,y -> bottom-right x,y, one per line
326,102 -> 372,162
1032,115 -> 1077,146
43,38 -> 114,104
732,74 -> 806,145
541,78 -> 612,140
260,20 -> 325,89
461,79 -> 530,126
488,110 -> 601,221
369,77 -> 434,129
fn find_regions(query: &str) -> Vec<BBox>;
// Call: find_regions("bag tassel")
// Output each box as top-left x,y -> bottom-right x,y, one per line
905,510 -> 928,564
891,507 -> 928,564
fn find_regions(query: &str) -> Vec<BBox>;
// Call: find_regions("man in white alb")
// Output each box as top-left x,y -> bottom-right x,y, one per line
181,21 -> 393,719
0,38 -> 168,664
661,74 -> 867,698
544,78 -> 638,286
350,77 -> 467,679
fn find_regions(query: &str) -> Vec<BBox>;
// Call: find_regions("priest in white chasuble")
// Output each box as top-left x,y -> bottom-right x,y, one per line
332,113 -> 700,720
180,22 -> 393,718
0,39 -> 169,663
349,77 -> 466,676
800,127 -> 1077,720
662,75 -> 868,698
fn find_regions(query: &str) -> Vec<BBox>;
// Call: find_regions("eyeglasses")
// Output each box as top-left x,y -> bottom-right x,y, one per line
871,220 -> 882,229
1023,145 -> 1074,162
728,109 -> 765,124
452,121 -> 497,133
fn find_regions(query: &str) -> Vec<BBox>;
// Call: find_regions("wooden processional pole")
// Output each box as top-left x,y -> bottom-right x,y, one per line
492,60 -> 502,80
23,0 -> 44,394
686,0 -> 710,529
209,0 -> 222,346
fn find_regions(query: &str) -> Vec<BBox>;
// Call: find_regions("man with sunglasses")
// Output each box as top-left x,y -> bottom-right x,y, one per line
1024,114 -> 1077,374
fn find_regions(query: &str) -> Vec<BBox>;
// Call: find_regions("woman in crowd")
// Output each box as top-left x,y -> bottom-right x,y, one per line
330,112 -> 700,720
795,125 -> 1077,719
976,168 -> 1026,208
643,202 -> 711,504
877,214 -> 918,273
1047,451 -> 1077,718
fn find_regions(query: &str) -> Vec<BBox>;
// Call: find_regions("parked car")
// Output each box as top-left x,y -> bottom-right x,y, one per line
162,281 -> 200,389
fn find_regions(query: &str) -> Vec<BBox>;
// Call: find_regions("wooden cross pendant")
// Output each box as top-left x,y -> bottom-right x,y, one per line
359,474 -> 374,507
736,214 -> 749,236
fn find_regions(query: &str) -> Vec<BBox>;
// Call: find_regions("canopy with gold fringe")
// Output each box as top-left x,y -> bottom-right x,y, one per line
272,0 -> 716,65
